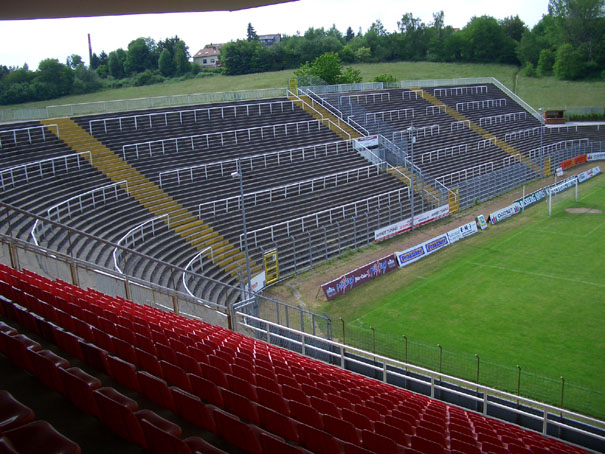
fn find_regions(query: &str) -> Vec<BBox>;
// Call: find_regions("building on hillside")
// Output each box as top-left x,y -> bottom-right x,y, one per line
258,34 -> 281,47
193,44 -> 223,68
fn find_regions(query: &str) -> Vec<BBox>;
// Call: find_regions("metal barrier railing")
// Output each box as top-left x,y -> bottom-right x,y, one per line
88,99 -> 295,135
0,151 -> 91,191
235,312 -> 605,445
31,180 -> 128,246
113,214 -> 169,274
0,124 -> 59,148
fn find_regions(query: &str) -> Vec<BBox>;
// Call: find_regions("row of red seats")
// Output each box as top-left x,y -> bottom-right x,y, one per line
0,316 -> 236,454
0,265 -> 587,454
0,388 -> 80,454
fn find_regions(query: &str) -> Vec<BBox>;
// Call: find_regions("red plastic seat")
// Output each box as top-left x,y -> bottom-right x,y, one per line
322,414 -> 361,445
90,326 -> 115,354
227,374 -> 258,401
199,362 -> 229,388
27,349 -> 70,395
257,387 -> 289,415
289,401 -> 324,430
0,391 -> 35,432
450,437 -> 482,454
212,407 -> 262,454
258,431 -> 308,454
53,328 -> 84,361
3,333 -> 41,373
170,387 -> 216,434
374,420 -> 411,447
106,355 -> 140,392
79,341 -> 108,373
1,420 -> 81,454
255,374 -> 281,394
111,336 -> 137,364
256,404 -> 300,443
221,388 -> 260,424
183,436 -> 229,454
208,354 -> 232,375
155,342 -> 178,365
136,371 -> 176,412
281,384 -> 309,405
298,423 -> 344,454
411,435 -> 447,454
59,367 -> 102,418
160,360 -> 192,392
136,409 -> 188,454
175,351 -> 202,376
93,387 -> 146,446
416,425 -> 447,446
188,373 -> 224,407
361,429 -> 403,454
134,347 -> 164,377
341,407 -> 374,432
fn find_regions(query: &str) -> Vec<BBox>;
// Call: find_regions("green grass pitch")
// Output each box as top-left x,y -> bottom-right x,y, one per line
322,173 -> 605,418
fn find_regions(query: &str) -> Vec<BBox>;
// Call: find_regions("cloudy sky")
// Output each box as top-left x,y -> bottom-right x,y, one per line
0,0 -> 550,69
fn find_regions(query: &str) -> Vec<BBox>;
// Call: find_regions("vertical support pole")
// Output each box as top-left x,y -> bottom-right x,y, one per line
340,318 -> 345,345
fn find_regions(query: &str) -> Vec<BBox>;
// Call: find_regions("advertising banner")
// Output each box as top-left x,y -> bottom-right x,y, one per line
447,221 -> 478,244
587,153 -> 605,162
560,154 -> 587,170
396,233 -> 450,268
489,204 -> 521,224
476,215 -> 488,230
374,204 -> 450,243
513,188 -> 547,210
353,135 -> 379,150
321,254 -> 398,300
250,272 -> 266,293
546,175 -> 578,195
577,166 -> 601,183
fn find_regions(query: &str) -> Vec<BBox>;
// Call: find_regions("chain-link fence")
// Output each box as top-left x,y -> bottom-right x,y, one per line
338,312 -> 605,420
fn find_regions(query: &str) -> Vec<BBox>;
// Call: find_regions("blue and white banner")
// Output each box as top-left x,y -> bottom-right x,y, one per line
513,188 -> 546,211
577,166 -> 601,183
374,204 -> 450,243
447,221 -> 478,244
396,233 -> 450,268
587,153 -> 605,162
546,176 -> 578,195
489,204 -> 521,224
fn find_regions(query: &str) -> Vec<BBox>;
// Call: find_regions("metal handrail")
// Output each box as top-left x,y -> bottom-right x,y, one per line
182,247 -> 214,299
113,213 -> 169,274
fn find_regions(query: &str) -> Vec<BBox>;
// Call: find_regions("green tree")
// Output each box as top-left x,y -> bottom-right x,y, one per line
345,27 -> 355,42
174,44 -> 191,75
355,47 -> 372,62
124,38 -> 156,74
537,48 -> 556,74
294,52 -> 361,85
553,42 -> 585,78
158,48 -> 175,77
66,54 -> 83,69
107,50 -> 124,78
247,23 -> 258,41
549,0 -> 605,59
36,58 -> 74,97
72,64 -> 102,94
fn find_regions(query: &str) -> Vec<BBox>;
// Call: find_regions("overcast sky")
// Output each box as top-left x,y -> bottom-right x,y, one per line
0,0 -> 550,69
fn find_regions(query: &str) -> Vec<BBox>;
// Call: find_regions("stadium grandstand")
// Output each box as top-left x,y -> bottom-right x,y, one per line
1,74 -> 604,453
1,5 -> 605,450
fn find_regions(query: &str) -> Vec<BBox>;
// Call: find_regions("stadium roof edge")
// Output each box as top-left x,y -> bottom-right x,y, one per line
1,0 -> 297,20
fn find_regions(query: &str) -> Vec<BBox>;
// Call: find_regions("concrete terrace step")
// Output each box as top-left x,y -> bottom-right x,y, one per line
40,117 -> 258,287
418,88 -> 541,177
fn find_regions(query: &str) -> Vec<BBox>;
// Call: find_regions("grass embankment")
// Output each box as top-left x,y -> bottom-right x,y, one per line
3,61 -> 604,111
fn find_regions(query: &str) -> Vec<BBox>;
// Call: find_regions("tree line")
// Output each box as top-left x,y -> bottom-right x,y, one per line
0,36 -> 202,105
223,0 -> 604,81
0,0 -> 603,106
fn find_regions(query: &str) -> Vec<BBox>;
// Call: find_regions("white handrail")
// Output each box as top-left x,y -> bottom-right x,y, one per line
182,247 -> 214,298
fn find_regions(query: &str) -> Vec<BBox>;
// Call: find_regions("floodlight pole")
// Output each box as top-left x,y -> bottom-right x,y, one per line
232,159 -> 252,295
407,125 -> 416,230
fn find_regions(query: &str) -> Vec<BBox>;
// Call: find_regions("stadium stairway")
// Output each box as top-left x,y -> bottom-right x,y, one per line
387,166 -> 447,211
39,118 -> 261,280
288,93 -> 362,141
417,89 -> 542,178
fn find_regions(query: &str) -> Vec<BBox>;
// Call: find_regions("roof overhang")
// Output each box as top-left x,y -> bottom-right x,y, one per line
1,0 -> 297,20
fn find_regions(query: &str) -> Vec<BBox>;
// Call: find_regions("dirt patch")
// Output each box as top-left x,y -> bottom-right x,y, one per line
565,208 -> 602,214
